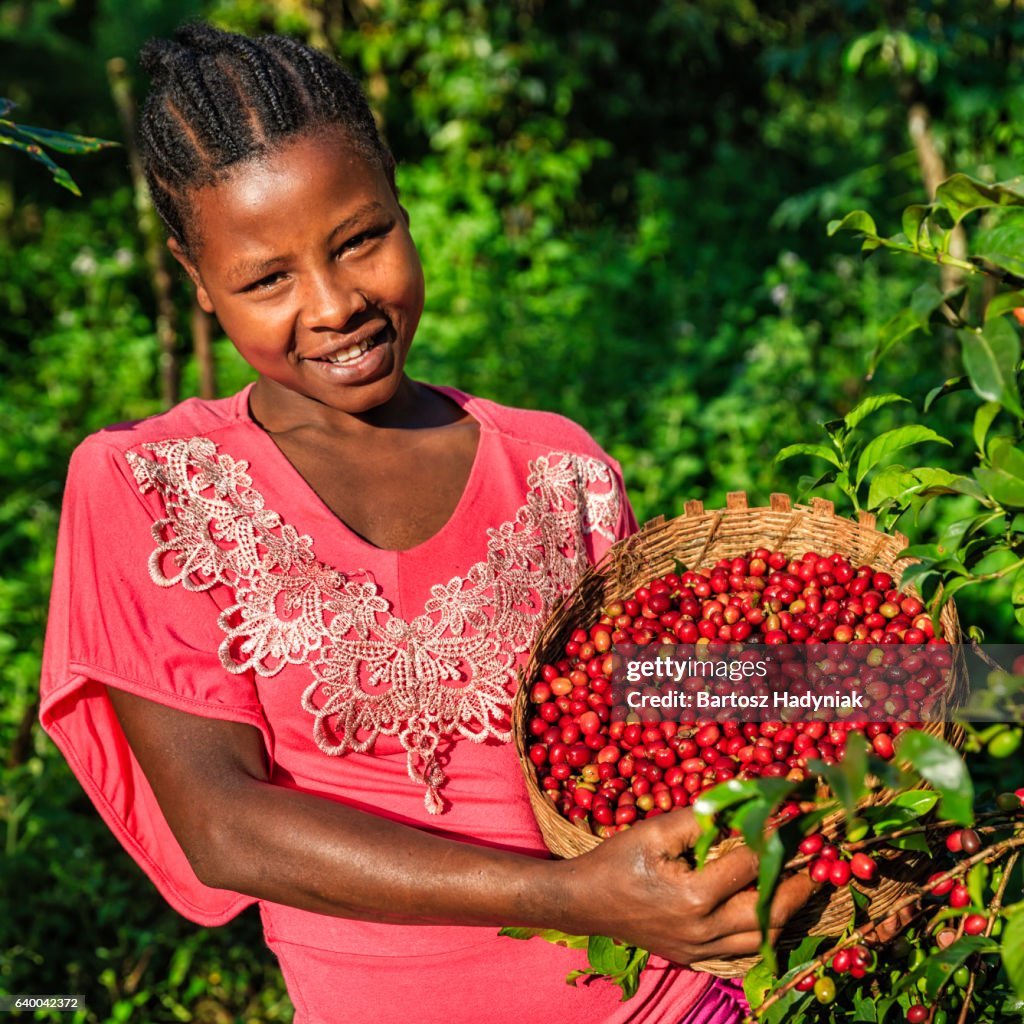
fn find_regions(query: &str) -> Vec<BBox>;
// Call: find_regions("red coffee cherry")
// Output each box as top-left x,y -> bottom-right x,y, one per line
964,913 -> 988,935
849,853 -> 877,881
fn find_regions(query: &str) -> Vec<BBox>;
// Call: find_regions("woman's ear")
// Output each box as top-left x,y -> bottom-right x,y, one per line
167,237 -> 215,314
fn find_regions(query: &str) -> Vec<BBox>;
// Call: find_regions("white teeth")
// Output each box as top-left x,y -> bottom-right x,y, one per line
324,339 -> 370,364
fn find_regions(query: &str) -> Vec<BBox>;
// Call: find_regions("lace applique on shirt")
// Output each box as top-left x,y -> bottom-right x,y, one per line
126,435 -> 621,813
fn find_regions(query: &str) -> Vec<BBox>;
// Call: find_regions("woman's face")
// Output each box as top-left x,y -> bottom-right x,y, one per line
171,128 -> 425,421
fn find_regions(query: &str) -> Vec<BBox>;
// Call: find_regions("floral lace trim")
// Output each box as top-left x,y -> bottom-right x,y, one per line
126,436 -> 621,813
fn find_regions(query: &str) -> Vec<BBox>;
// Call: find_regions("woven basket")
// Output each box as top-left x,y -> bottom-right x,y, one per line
513,492 -> 967,976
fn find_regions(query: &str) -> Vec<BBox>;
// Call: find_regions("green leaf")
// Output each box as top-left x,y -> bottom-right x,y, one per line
975,250 -> 1024,280
974,402 -> 1002,455
921,935 -> 998,1000
5,121 -> 119,154
810,738 -> 869,820
935,173 -> 1024,226
1003,908 -> 1024,1000
828,209 -> 879,238
888,832 -> 932,852
844,393 -> 910,431
890,789 -> 940,815
587,934 -> 629,975
499,927 -> 590,948
742,959 -> 774,1009
902,203 -> 934,251
775,442 -> 841,468
0,128 -> 82,195
855,426 -> 952,487
895,731 -> 974,825
755,829 -> 785,971
868,465 -> 915,510
924,375 -> 969,412
823,418 -> 848,444
966,861 -> 989,910
853,992 -> 878,1021
960,320 -> 1024,418
975,437 -> 1024,508
985,289 -> 1024,322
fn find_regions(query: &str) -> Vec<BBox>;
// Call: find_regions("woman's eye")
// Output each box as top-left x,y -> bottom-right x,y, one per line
335,222 -> 394,258
245,272 -> 285,293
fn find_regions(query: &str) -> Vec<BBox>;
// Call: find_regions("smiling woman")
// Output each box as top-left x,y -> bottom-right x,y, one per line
38,21 -> 800,1024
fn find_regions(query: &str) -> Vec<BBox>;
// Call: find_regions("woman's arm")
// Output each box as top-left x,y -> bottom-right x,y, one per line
107,686 -> 813,964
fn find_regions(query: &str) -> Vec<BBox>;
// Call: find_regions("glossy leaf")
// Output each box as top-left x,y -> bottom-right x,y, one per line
924,375 -> 968,412
844,393 -> 909,431
827,209 -> 879,238
867,465 -> 915,509
921,935 -> 998,1000
855,426 -> 952,487
1004,908 -> 1024,1000
985,288 -> 1024,322
974,402 -> 1002,454
975,438 -> 1024,508
960,319 -> 1024,417
775,442 -> 841,468
902,203 -> 933,251
895,730 -> 974,825
935,173 -> 1024,226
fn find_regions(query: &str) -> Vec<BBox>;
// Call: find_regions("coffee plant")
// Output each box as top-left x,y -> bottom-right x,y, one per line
503,174 -> 1024,1022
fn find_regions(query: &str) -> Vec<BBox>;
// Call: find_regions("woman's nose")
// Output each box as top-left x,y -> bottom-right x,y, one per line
299,268 -> 366,330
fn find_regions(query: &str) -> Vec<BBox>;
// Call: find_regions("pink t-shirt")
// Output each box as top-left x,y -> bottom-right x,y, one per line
40,383 -> 716,1024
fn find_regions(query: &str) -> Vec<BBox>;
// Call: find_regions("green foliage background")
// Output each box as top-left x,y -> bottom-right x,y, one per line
3,0 -> 1024,1020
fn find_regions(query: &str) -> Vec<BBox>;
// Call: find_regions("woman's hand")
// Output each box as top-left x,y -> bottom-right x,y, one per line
555,808 -> 817,965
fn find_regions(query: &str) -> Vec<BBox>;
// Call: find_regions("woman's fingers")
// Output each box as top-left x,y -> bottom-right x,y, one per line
701,870 -> 818,944
697,844 -> 760,903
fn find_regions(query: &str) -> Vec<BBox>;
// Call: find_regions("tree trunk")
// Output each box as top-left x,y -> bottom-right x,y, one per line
907,101 -> 967,297
107,57 -> 180,409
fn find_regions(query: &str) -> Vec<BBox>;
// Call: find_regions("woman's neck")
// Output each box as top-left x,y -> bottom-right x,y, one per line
248,374 -> 459,439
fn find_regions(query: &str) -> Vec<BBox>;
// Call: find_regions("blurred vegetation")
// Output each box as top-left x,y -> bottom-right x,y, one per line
3,0 -> 1024,1020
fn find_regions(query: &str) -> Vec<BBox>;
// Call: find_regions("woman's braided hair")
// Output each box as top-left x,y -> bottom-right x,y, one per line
138,22 -> 393,254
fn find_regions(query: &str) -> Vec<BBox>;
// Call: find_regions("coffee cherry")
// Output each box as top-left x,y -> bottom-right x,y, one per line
795,973 -> 816,992
850,852 -> 877,881
810,859 -> 833,884
959,828 -> 982,855
948,884 -> 971,908
964,913 -> 988,935
996,791 -> 1023,812
906,1006 -> 928,1024
831,948 -> 851,973
813,976 -> 836,1004
945,830 -> 964,853
828,860 -> 852,886
799,833 -> 824,856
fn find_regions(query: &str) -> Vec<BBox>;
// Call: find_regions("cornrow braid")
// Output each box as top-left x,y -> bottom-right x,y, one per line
138,22 -> 394,254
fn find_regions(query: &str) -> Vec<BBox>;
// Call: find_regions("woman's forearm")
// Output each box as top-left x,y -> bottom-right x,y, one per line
195,773 -> 570,928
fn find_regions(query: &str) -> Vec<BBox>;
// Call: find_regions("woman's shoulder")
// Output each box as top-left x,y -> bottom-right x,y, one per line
435,385 -> 613,463
75,387 -> 252,461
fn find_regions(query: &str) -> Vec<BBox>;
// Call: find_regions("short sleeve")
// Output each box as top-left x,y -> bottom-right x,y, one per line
580,452 -> 640,568
39,437 -> 273,926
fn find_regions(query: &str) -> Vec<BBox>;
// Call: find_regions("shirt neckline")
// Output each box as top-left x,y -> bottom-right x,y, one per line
232,381 -> 491,557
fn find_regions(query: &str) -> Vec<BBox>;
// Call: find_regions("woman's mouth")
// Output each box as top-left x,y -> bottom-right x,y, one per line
308,326 -> 389,366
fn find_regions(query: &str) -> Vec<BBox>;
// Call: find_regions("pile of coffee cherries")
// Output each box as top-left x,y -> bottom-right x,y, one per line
523,548 -> 951,837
